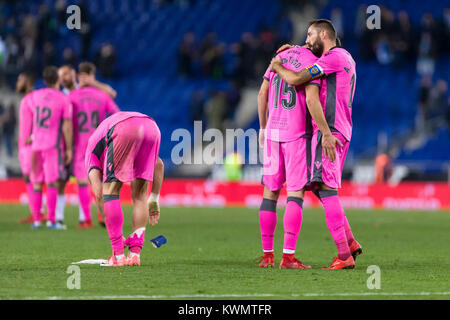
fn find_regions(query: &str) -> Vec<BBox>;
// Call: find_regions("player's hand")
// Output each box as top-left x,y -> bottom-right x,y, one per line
270,55 -> 282,72
276,44 -> 294,53
25,136 -> 33,145
65,149 -> 73,165
149,201 -> 160,226
259,129 -> 265,149
321,133 -> 343,162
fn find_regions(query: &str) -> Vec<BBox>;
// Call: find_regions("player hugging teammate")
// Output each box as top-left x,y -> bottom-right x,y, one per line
258,19 -> 362,270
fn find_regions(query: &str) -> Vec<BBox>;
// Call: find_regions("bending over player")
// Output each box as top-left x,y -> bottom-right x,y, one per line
85,111 -> 164,266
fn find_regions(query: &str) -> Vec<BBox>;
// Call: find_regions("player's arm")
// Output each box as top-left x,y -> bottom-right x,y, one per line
62,119 -> 73,165
91,80 -> 117,99
88,168 -> 104,218
257,78 -> 270,148
148,157 -> 164,226
270,55 -> 315,86
19,100 -> 33,145
305,84 -> 342,162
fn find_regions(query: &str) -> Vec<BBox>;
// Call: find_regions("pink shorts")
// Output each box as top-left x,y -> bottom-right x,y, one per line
262,137 -> 309,192
19,146 -> 32,176
73,148 -> 88,180
104,117 -> 161,183
30,147 -> 65,184
310,131 -> 349,189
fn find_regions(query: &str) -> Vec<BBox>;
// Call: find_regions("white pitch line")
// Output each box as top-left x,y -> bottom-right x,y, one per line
20,291 -> 450,300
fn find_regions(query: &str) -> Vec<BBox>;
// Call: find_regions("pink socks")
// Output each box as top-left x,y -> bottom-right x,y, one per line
259,199 -> 277,252
126,228 -> 146,254
31,190 -> 42,222
78,185 -> 92,221
26,183 -> 34,214
343,216 -> 355,246
283,197 -> 303,254
46,187 -> 58,223
104,195 -> 124,256
319,190 -> 351,261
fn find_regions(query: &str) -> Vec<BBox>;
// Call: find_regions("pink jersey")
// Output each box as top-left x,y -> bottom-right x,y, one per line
85,111 -> 153,173
18,93 -> 34,148
69,86 -> 119,154
29,88 -> 73,151
312,47 -> 356,141
264,47 -> 320,142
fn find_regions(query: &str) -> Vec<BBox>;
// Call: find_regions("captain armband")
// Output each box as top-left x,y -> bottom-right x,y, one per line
306,64 -> 323,79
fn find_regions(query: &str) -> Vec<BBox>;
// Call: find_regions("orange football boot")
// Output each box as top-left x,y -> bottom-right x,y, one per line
259,252 -> 275,268
103,255 -> 127,267
19,215 -> 33,224
77,220 -> 94,229
127,255 -> 141,266
349,240 -> 363,261
324,256 -> 355,270
279,254 -> 311,269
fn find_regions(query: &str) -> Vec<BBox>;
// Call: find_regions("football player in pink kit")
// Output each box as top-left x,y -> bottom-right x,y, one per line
86,111 -> 164,266
69,62 -> 120,229
257,46 -> 325,269
28,66 -> 73,229
271,19 -> 362,269
57,63 -> 117,227
17,73 -> 46,224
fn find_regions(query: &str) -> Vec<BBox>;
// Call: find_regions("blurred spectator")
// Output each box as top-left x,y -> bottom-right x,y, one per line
391,11 -> 414,67
205,90 -> 227,132
427,80 -> 449,123
224,82 -> 241,125
200,32 -> 225,78
42,41 -> 57,67
0,101 -> 16,158
78,0 -> 92,60
178,32 -> 197,77
416,75 -> 432,133
95,43 -> 116,78
62,47 -> 76,67
374,153 -> 393,183
190,89 -> 206,122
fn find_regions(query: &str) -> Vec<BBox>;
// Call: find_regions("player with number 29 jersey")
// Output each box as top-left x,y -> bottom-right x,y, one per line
69,86 -> 119,180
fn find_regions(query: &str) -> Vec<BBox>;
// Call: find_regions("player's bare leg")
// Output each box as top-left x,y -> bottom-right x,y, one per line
102,181 -> 127,266
279,189 -> 311,269
258,187 -> 280,268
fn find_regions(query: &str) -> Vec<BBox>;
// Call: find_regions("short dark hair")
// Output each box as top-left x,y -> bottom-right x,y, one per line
43,66 -> 59,86
309,19 -> 337,42
19,72 -> 35,85
78,62 -> 96,75
59,64 -> 74,71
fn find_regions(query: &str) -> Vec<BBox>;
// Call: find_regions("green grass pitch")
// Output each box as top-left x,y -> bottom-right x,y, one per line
1,204 -> 449,300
